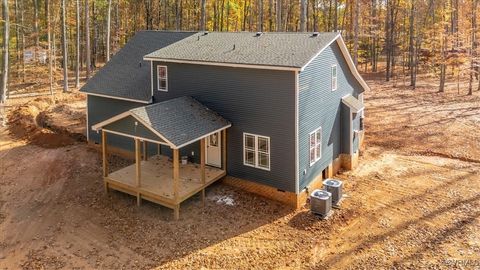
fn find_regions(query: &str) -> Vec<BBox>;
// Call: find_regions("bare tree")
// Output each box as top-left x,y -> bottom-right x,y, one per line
268,0 -> 273,31
47,0 -> 53,96
1,0 -> 9,103
333,0 -> 338,31
408,0 -> 416,88
300,0 -> 306,31
61,0 -> 68,92
200,0 -> 206,30
76,0 -> 80,87
33,0 -> 39,47
258,0 -> 264,31
353,0 -> 359,65
276,0 -> 281,31
106,0 -> 111,61
468,0 -> 477,95
85,0 -> 91,79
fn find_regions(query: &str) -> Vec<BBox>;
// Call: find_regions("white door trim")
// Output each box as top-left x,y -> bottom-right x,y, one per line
205,131 -> 222,167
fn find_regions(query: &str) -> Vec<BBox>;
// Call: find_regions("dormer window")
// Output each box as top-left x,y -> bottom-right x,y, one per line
157,65 -> 168,91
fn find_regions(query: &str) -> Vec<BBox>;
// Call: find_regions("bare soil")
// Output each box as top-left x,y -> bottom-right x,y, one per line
0,73 -> 479,269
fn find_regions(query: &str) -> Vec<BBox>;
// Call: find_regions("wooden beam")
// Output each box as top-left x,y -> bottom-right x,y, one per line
102,130 -> 109,193
222,129 -> 227,171
143,141 -> 148,161
200,138 -> 206,207
135,138 -> 142,206
173,148 -> 180,220
102,130 -> 108,177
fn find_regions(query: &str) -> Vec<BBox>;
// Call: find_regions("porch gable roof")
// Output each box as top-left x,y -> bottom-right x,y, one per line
92,96 -> 231,149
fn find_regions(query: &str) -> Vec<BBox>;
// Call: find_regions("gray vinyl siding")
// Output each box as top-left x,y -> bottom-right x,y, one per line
103,115 -> 165,143
298,41 -> 362,190
87,95 -> 144,151
152,62 -> 296,192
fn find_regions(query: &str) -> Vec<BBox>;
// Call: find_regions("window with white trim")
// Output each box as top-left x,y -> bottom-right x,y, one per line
309,127 -> 322,166
157,65 -> 168,91
331,65 -> 337,91
244,133 -> 270,170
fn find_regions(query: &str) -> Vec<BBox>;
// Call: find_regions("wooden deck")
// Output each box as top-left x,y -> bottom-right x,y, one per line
105,155 -> 226,210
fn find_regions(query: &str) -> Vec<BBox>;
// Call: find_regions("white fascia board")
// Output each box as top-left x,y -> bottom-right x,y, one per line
86,92 -> 151,104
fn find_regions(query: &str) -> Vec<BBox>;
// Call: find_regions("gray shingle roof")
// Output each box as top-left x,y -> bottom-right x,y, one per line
130,96 -> 231,148
80,31 -> 196,102
144,32 -> 340,69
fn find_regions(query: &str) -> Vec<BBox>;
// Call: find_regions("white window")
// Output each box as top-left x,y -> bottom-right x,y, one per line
309,127 -> 322,166
243,133 -> 270,171
157,65 -> 168,91
331,65 -> 337,91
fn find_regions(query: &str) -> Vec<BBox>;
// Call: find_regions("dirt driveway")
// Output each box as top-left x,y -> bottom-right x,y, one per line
0,75 -> 479,269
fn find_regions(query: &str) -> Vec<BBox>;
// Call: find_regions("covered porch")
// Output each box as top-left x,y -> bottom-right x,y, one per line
92,96 -> 231,220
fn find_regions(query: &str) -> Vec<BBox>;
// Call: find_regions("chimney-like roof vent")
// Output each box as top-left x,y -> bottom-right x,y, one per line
312,32 -> 319,37
255,32 -> 263,37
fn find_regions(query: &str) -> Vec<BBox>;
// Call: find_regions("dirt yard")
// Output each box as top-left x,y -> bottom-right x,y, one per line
1,74 -> 479,269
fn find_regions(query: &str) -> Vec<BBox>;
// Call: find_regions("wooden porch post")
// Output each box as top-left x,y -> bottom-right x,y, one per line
222,129 -> 227,171
200,138 -> 206,207
173,148 -> 180,220
143,141 -> 148,161
102,130 -> 109,193
135,138 -> 142,206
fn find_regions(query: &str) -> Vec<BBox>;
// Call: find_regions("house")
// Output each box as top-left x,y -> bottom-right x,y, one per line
24,45 -> 48,64
80,31 -> 368,219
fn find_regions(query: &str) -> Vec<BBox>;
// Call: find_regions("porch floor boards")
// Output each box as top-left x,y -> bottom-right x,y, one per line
105,155 -> 225,208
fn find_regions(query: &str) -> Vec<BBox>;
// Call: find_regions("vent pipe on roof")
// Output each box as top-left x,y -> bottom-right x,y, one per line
255,32 -> 263,37
312,32 -> 319,37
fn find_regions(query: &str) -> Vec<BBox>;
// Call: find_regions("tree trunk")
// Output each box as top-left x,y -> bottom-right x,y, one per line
268,0 -> 273,31
61,0 -> 69,92
300,0 -> 306,31
258,0 -> 264,32
469,0 -> 477,95
85,0 -> 91,79
333,0 -> 338,31
175,0 -> 181,30
106,0 -> 111,61
276,0 -> 281,31
20,0 -> 25,81
76,0 -> 80,87
370,0 -> 377,72
0,0 -> 9,103
33,0 -> 39,47
353,0 -> 359,66
92,2 -> 97,68
200,0 -> 206,30
408,0 -> 415,88
47,0 -> 53,96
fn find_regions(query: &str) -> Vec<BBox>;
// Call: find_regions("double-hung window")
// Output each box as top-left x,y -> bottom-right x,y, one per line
244,133 -> 270,170
157,65 -> 168,91
331,65 -> 337,91
309,127 -> 322,166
